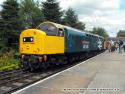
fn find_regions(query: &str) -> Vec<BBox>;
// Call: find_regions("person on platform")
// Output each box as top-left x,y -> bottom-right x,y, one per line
123,41 -> 125,52
107,40 -> 112,52
119,40 -> 123,53
115,41 -> 119,51
109,40 -> 115,52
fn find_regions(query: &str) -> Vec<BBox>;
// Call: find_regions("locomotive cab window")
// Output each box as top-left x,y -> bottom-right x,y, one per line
23,37 -> 34,42
58,28 -> 64,36
37,23 -> 58,36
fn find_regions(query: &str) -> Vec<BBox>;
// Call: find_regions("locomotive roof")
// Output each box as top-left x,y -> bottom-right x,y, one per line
41,21 -> 65,29
41,21 -> 104,39
65,26 -> 104,39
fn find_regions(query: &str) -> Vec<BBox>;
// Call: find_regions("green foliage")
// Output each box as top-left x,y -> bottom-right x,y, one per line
0,18 -> 4,39
42,0 -> 63,23
75,21 -> 85,30
63,8 -> 85,30
0,50 -> 20,72
20,0 -> 44,28
0,0 -> 23,48
91,27 -> 109,38
0,47 -> 10,54
117,30 -> 125,37
1,0 -> 22,38
0,40 -> 6,50
63,8 -> 78,27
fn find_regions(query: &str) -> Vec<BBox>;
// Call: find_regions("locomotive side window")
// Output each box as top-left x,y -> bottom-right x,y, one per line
37,23 -> 58,36
58,28 -> 64,36
23,37 -> 34,42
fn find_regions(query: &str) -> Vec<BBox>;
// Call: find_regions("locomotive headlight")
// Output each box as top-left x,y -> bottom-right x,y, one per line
30,37 -> 33,41
23,38 -> 26,42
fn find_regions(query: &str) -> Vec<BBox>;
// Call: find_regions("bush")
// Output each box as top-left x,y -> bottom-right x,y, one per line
0,50 -> 20,72
0,47 -> 10,53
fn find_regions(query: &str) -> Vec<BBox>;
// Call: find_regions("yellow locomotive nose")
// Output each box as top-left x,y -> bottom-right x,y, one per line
20,29 -> 46,55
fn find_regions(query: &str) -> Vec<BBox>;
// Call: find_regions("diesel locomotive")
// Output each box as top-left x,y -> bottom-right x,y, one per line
20,21 -> 104,71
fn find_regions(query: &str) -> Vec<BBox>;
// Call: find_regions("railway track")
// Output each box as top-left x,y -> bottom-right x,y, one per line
0,52 -> 102,94
0,68 -> 56,94
0,67 -> 75,94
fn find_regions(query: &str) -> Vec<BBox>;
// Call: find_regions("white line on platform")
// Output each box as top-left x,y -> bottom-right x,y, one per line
12,52 -> 104,94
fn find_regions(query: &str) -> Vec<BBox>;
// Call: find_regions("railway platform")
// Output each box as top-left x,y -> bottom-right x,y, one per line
13,51 -> 125,94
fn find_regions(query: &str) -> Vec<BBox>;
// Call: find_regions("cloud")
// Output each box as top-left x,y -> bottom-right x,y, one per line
0,0 -> 4,4
59,0 -> 124,37
80,10 -> 125,36
0,0 -> 124,37
60,0 -> 119,14
0,0 -> 5,10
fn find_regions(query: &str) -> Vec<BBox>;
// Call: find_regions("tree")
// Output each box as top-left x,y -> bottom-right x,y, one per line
63,8 -> 85,30
42,0 -> 62,23
20,0 -> 44,28
1,0 -> 22,42
117,30 -> 125,37
0,20 -> 4,40
91,27 -> 109,38
75,21 -> 85,30
63,8 -> 78,27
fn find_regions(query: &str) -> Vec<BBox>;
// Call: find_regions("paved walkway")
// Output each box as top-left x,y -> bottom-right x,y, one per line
13,51 -> 125,94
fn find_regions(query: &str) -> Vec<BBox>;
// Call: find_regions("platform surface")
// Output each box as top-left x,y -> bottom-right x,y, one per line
13,51 -> 125,94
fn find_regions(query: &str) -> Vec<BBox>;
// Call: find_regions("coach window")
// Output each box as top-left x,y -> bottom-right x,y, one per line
58,28 -> 64,36
37,23 -> 58,36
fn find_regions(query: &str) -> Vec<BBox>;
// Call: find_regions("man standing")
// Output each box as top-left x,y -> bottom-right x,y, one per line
110,40 -> 114,52
123,41 -> 125,52
107,41 -> 112,52
119,40 -> 123,53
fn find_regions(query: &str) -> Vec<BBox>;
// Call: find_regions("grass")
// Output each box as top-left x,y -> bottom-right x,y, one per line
0,49 -> 20,72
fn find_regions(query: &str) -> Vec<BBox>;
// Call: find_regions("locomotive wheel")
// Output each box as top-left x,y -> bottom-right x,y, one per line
22,62 -> 30,71
41,62 -> 49,69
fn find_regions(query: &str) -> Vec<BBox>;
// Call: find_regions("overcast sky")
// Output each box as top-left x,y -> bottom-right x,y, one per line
0,0 -> 125,37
